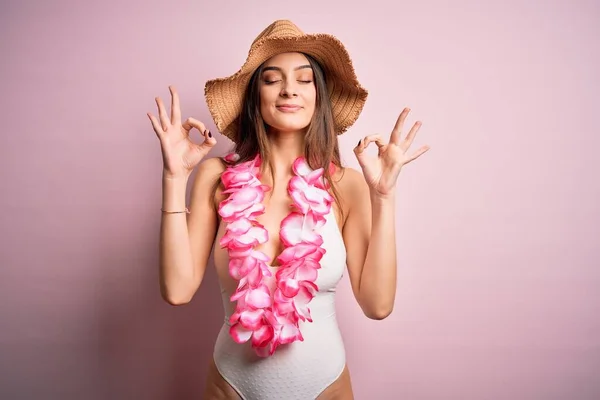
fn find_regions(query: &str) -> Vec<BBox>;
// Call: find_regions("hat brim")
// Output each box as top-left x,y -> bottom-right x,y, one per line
204,33 -> 368,142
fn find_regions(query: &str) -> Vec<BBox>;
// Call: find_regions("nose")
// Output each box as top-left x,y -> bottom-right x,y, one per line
280,80 -> 298,97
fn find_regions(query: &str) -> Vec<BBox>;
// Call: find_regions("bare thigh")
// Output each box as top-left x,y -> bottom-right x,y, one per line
203,358 -> 242,400
316,364 -> 354,400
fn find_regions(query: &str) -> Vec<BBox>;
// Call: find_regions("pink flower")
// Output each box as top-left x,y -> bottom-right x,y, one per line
276,243 -> 325,265
265,310 -> 303,346
251,324 -> 274,348
230,283 -> 272,309
218,186 -> 269,221
234,259 -> 266,287
288,158 -> 334,215
220,222 -> 268,250
274,281 -> 318,322
217,154 -> 334,356
229,310 -> 274,347
228,250 -> 272,280
292,157 -> 332,191
223,152 -> 240,163
222,169 -> 261,189
289,176 -> 333,215
280,211 -> 326,247
275,258 -> 320,297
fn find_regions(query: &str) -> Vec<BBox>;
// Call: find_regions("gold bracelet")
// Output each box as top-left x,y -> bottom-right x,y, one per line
161,207 -> 190,214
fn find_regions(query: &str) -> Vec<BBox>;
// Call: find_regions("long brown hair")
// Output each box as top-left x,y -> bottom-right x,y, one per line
227,53 -> 345,212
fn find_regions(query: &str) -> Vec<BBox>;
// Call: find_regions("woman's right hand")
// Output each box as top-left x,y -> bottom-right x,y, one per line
147,86 -> 217,179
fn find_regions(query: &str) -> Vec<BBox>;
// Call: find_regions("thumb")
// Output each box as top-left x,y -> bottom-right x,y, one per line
183,117 -> 217,146
197,130 -> 217,153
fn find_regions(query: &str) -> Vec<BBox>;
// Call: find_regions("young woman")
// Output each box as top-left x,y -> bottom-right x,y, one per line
148,20 -> 429,400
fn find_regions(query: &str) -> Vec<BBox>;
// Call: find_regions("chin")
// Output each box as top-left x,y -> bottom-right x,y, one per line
266,118 -> 311,133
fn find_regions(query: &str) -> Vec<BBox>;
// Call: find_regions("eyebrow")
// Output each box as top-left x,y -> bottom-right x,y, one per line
262,65 -> 312,72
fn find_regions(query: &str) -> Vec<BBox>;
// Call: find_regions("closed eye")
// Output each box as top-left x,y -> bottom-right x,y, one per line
263,80 -> 313,85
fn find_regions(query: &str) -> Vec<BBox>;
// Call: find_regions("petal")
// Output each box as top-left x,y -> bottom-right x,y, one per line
239,203 -> 266,219
275,258 -> 300,277
300,230 -> 324,246
223,152 -> 240,163
228,257 -> 249,280
293,283 -> 318,322
246,264 -> 263,286
303,187 -> 323,203
251,250 -> 270,262
278,323 -> 302,344
235,226 -> 268,246
219,232 -> 233,248
230,323 -> 252,343
226,218 -> 253,234
274,298 -> 295,314
309,200 -> 330,215
229,311 -> 241,325
239,309 -> 264,330
254,344 -> 271,358
251,324 -> 274,348
276,244 -> 323,264
221,170 -> 256,188
304,167 -> 324,185
328,162 -> 336,176
231,186 -> 264,205
230,287 -> 247,302
290,190 -> 310,214
292,157 -> 312,177
246,285 -> 272,308
219,188 -> 260,218
289,176 -> 308,192
280,213 -> 304,246
279,278 -> 300,297
237,277 -> 248,291
229,247 -> 252,258
295,262 -> 319,281
257,260 -> 273,278
301,280 -> 318,293
248,226 -> 269,243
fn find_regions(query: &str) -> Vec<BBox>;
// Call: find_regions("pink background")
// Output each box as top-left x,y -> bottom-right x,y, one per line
2,0 -> 599,399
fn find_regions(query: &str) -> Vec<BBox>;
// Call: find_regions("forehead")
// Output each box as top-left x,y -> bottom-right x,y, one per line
262,52 -> 311,69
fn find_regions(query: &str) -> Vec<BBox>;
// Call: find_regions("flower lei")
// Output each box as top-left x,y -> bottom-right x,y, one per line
217,152 -> 334,357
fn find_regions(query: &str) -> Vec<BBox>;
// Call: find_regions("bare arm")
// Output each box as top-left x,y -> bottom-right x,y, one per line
342,168 -> 397,320
343,108 -> 430,319
147,85 -> 221,305
159,158 -> 223,305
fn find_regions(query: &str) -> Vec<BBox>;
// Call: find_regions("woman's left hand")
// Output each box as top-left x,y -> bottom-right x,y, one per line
354,107 -> 430,198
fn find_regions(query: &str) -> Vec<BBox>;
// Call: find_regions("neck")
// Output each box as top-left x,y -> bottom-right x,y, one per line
266,128 -> 305,178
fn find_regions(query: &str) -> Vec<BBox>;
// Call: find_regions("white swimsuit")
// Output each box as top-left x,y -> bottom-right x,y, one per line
213,208 -> 348,400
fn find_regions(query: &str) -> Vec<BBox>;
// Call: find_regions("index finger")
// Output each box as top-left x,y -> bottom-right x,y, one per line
169,86 -> 181,125
389,107 -> 410,145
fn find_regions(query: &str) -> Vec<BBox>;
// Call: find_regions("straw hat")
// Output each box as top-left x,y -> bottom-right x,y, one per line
204,19 -> 368,142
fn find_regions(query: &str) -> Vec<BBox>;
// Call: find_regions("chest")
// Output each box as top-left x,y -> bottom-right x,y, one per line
253,185 -> 294,262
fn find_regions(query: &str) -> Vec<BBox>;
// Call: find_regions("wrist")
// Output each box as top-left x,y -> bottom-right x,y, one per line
162,173 -> 189,212
369,188 -> 396,204
162,170 -> 190,182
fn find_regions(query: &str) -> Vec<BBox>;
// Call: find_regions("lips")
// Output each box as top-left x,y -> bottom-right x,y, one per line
276,105 -> 301,112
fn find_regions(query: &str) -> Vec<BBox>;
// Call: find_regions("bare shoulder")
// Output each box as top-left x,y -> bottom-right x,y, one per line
332,165 -> 369,224
334,165 -> 368,199
195,156 -> 227,177
189,156 -> 228,211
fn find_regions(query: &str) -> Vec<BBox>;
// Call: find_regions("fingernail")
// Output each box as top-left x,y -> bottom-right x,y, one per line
208,131 -> 212,138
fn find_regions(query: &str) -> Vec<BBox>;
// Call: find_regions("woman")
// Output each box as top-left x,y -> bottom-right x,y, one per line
148,20 -> 429,400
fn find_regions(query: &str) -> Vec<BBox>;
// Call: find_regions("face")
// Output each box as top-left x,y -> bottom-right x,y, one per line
259,52 -> 317,134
